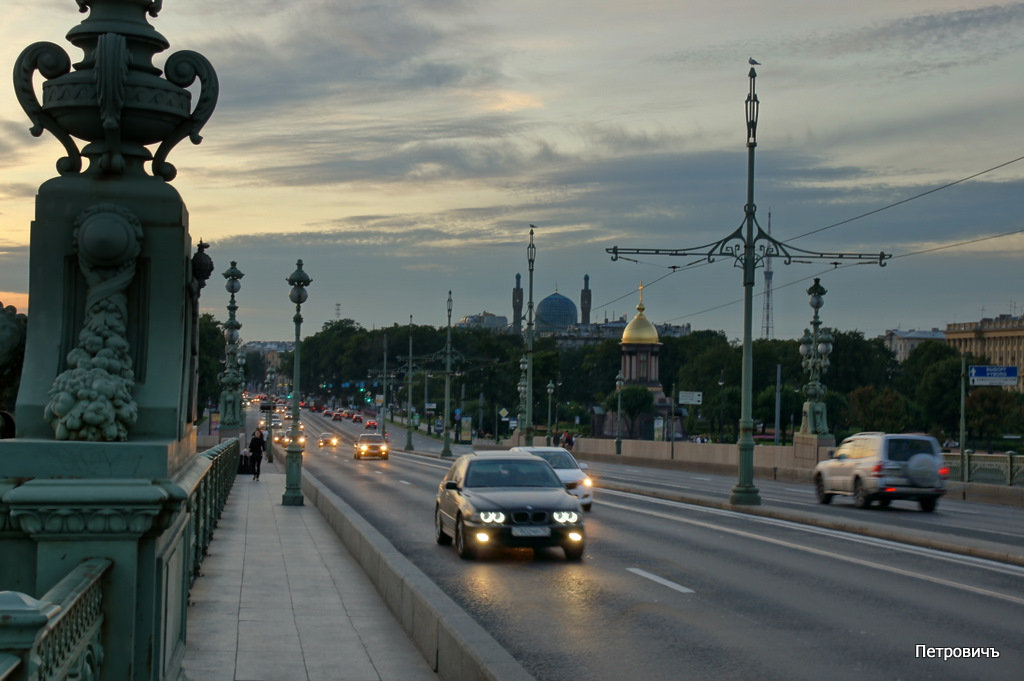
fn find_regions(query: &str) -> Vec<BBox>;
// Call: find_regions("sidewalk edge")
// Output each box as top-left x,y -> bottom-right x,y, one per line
301,471 -> 537,681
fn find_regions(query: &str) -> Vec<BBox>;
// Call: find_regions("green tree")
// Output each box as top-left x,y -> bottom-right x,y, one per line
197,313 -> 224,417
605,384 -> 654,438
966,387 -> 1018,451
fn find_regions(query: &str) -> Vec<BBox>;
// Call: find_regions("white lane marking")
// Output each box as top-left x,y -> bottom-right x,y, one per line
602,489 -> 1024,576
400,480 -> 412,485
600,496 -> 1024,606
627,567 -> 695,594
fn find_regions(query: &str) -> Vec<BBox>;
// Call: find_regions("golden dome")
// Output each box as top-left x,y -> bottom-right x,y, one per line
621,285 -> 660,344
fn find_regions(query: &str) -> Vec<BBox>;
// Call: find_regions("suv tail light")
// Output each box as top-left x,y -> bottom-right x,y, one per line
872,462 -> 885,477
938,466 -> 949,478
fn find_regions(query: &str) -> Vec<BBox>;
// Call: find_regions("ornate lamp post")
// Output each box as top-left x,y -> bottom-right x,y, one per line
283,260 -> 310,506
615,371 -> 624,455
798,278 -> 833,435
265,366 -> 276,462
441,291 -> 453,457
606,64 -> 889,504
525,228 -> 537,443
218,261 -> 244,430
546,380 -> 555,445
406,315 -> 415,451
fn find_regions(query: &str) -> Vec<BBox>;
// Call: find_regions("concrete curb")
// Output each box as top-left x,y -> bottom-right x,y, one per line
598,480 -> 1024,567
301,471 -> 537,681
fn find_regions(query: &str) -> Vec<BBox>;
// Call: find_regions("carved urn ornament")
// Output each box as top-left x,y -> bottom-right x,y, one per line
13,0 -> 218,441
14,0 -> 217,179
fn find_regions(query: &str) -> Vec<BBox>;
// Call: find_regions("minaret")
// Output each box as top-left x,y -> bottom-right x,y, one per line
512,273 -> 523,335
580,274 -> 592,325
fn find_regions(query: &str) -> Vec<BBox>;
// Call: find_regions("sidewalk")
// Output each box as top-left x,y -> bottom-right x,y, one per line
181,464 -> 438,681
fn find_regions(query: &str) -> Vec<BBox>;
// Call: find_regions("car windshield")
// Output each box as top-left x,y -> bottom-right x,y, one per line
359,434 -> 384,443
465,459 -> 563,488
532,451 -> 577,469
886,438 -> 937,462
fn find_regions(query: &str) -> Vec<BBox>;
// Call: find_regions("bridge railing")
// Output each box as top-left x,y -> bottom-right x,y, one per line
0,558 -> 112,681
0,439 -> 238,681
944,452 -> 1023,486
187,438 -> 240,581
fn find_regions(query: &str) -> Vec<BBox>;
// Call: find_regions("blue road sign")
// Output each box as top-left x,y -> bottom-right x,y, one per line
969,365 -> 1018,386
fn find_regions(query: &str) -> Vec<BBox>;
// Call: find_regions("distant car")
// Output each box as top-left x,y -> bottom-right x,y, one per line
365,419 -> 378,429
434,452 -> 585,561
352,414 -> 363,423
341,410 -> 352,419
323,410 -> 333,418
354,433 -> 389,459
317,432 -> 339,447
510,446 -> 594,511
813,432 -> 948,512
332,412 -> 343,421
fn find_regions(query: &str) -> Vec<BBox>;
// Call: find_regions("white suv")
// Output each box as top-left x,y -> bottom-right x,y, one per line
813,432 -> 948,512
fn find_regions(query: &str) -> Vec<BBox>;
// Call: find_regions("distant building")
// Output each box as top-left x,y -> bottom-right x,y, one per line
511,274 -> 689,348
884,328 -> 945,362
945,315 -> 1024,391
456,311 -> 508,331
536,291 -> 578,332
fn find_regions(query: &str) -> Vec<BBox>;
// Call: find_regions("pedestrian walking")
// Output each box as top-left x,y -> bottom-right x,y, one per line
249,429 -> 266,481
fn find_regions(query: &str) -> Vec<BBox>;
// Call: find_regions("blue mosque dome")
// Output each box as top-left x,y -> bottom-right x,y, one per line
536,291 -> 578,333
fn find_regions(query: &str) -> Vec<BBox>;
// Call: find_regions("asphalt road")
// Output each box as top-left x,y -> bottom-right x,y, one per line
299,413 -> 1023,681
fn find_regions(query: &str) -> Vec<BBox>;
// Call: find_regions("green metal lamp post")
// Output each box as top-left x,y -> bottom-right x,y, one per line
441,291 -> 453,457
266,366 -> 276,462
615,371 -> 624,455
517,376 -> 526,443
406,315 -> 415,451
546,380 -> 555,445
283,259 -> 311,506
606,65 -> 889,504
798,278 -> 833,435
218,261 -> 244,430
525,228 -> 536,443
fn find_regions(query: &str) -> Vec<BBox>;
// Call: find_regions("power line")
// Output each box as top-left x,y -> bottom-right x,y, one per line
603,152 -> 1024,317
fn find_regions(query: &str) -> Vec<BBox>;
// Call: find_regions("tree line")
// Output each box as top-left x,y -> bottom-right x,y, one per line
192,315 -> 1023,449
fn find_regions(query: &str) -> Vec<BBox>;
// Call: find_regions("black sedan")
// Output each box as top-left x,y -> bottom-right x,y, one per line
434,452 -> 585,561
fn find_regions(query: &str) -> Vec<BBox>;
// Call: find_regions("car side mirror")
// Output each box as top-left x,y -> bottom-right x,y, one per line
444,480 -> 460,491
578,462 -> 588,470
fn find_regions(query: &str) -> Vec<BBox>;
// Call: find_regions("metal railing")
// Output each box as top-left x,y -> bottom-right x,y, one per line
188,438 -> 240,582
944,452 -> 1022,485
0,558 -> 111,681
0,440 -> 238,681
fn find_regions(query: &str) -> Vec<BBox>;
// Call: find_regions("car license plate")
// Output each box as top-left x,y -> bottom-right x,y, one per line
511,526 -> 551,537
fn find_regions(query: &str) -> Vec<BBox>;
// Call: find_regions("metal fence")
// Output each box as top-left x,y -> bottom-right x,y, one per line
0,440 -> 238,681
943,452 -> 1023,485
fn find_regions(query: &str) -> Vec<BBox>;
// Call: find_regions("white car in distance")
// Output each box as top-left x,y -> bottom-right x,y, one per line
510,446 -> 594,511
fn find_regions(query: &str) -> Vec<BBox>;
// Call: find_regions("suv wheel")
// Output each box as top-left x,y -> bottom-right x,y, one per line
853,479 -> 871,509
919,497 -> 937,513
814,475 -> 833,504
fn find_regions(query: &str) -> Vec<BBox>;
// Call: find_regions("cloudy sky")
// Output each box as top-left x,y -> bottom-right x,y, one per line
2,0 -> 1024,345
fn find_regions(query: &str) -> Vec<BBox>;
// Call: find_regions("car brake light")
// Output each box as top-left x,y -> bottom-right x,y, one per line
872,463 -> 885,477
938,466 -> 949,477
884,487 -> 897,493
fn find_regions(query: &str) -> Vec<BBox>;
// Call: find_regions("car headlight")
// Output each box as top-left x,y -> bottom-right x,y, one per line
381,445 -> 388,451
478,511 -> 506,524
360,445 -> 368,451
581,477 -> 593,487
553,511 -> 579,524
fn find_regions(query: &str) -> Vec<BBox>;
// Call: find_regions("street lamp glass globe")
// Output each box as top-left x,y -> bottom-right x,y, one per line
289,286 -> 307,305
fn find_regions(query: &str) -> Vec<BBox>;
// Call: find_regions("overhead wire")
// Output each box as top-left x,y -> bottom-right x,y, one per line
602,153 -> 1024,323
